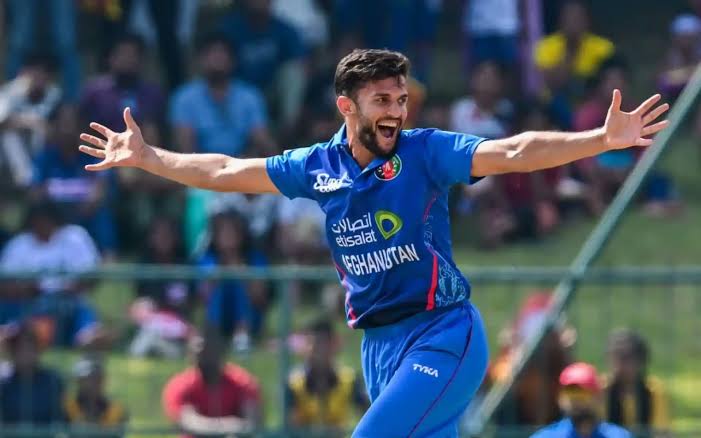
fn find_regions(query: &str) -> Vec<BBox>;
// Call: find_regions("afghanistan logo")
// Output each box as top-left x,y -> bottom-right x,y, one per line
374,155 -> 402,181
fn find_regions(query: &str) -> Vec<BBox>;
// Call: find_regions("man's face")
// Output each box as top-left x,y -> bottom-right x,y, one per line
347,76 -> 408,159
109,42 -> 142,77
200,44 -> 234,84
560,2 -> 589,40
78,373 -> 104,398
471,63 -> 503,103
24,66 -> 51,96
559,386 -> 599,425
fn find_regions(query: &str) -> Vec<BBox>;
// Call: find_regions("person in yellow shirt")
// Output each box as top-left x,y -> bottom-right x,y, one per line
603,329 -> 671,438
534,0 -> 616,117
64,356 -> 127,436
286,318 -> 369,436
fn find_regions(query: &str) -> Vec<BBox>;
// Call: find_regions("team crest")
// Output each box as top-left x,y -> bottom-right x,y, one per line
375,155 -> 402,181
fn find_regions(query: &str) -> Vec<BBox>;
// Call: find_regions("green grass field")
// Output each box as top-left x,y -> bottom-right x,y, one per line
40,134 -> 701,435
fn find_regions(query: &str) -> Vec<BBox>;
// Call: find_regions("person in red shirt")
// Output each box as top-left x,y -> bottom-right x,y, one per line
162,328 -> 261,437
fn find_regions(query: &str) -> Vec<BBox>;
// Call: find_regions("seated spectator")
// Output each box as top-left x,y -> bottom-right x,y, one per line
450,60 -> 515,247
489,292 -> 574,426
496,102 -> 563,241
658,14 -> 701,100
31,103 -> 117,257
604,329 -> 671,437
463,0 -> 521,70
5,0 -> 80,100
0,54 -> 61,188
217,0 -> 308,128
170,33 -> 276,157
64,356 -> 127,434
531,363 -> 632,438
129,217 -> 195,358
287,318 -> 368,434
534,0 -> 616,128
162,329 -> 261,438
275,197 -> 327,265
197,212 -> 271,352
0,202 -> 104,348
0,322 -> 65,428
450,61 -> 514,140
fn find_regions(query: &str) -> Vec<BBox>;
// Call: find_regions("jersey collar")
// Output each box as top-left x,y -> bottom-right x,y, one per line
332,124 -> 397,176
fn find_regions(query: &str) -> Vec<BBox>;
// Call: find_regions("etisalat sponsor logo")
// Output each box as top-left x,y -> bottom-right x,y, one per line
333,210 -> 418,276
331,210 -> 403,247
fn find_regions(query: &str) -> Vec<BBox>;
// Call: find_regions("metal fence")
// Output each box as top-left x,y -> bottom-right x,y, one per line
0,266 -> 700,437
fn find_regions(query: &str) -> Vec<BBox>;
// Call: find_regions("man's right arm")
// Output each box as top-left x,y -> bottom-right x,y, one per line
79,107 -> 280,194
139,147 -> 278,193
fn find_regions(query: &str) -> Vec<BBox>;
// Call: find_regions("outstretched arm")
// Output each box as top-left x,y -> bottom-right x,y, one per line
78,107 -> 279,194
471,90 -> 670,177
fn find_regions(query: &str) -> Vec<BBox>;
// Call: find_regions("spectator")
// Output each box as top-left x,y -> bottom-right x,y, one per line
0,54 -> 61,188
534,0 -> 615,126
658,13 -> 701,100
449,60 -> 516,247
129,217 -> 195,358
198,212 -> 271,352
286,318 -> 368,433
31,103 -> 117,257
333,0 -> 441,83
0,322 -> 65,428
64,356 -> 127,434
6,0 -> 80,100
450,61 -> 514,140
497,102 -> 562,240
489,292 -> 574,426
217,0 -> 308,128
276,198 -> 327,265
531,363 -> 632,438
162,329 -> 262,438
573,58 -> 633,214
0,203 -> 103,348
80,32 -> 178,252
170,33 -> 275,157
463,0 -> 521,70
80,33 -> 165,146
604,329 -> 671,437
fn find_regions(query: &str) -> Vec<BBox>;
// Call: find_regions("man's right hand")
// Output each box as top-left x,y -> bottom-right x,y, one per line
79,107 -> 147,171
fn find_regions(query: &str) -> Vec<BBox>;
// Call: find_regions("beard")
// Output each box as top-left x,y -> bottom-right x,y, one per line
355,111 -> 401,159
204,69 -> 231,88
570,409 -> 598,427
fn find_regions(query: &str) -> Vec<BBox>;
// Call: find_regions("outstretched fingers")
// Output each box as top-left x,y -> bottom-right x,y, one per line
634,94 -> 662,116
641,120 -> 670,137
123,107 -> 140,132
80,133 -> 107,148
642,103 -> 670,125
611,89 -> 622,112
79,145 -> 106,159
90,122 -> 115,138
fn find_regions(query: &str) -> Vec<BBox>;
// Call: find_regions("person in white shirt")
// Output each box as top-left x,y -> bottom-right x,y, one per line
0,202 -> 104,347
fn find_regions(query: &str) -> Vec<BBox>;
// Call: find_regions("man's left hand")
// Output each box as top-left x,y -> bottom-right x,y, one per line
604,89 -> 670,149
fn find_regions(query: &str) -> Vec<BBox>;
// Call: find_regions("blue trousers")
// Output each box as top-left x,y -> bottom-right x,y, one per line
354,301 -> 489,438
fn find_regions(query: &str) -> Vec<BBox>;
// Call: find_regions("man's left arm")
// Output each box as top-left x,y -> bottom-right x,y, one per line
471,90 -> 669,177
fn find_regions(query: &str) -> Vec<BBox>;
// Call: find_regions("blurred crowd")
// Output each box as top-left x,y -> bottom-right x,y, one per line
0,0 -> 696,435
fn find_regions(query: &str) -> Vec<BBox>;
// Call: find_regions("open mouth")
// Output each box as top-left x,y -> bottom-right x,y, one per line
377,120 -> 400,139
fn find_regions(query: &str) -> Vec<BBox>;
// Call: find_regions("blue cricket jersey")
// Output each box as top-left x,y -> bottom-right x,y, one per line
266,125 -> 487,328
530,418 -> 632,438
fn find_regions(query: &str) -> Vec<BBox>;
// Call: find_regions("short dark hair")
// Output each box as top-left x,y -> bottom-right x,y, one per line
334,49 -> 410,98
110,32 -> 147,56
608,329 -> 649,364
196,32 -> 235,57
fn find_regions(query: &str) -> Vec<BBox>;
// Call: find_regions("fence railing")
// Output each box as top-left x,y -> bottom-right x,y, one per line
1,266 -> 700,437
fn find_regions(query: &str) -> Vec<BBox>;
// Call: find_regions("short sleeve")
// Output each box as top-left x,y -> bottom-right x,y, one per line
162,374 -> 188,421
266,147 -> 315,200
424,129 -> 487,190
